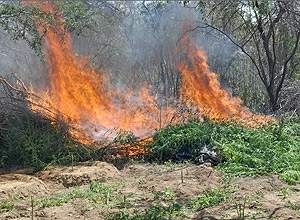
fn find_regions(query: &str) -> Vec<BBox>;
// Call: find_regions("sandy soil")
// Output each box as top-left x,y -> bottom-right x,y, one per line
0,161 -> 300,220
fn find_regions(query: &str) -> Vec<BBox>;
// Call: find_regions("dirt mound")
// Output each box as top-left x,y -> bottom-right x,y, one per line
0,174 -> 49,200
36,161 -> 121,188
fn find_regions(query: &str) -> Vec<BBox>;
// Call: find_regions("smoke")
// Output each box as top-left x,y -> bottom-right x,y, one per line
119,2 -> 200,90
71,2 -> 239,102
2,1 -> 272,144
0,28 -> 48,94
0,1 -> 239,100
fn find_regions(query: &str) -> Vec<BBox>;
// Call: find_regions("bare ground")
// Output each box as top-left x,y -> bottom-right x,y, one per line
0,161 -> 300,220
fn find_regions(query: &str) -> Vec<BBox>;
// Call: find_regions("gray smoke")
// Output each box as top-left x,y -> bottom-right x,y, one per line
0,1 -> 238,100
0,27 -> 48,92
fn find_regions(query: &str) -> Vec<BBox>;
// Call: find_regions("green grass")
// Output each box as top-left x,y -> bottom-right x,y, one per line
188,188 -> 232,211
106,187 -> 231,220
286,200 -> 300,211
33,180 -> 230,220
106,202 -> 185,220
34,187 -> 90,207
0,199 -> 13,213
34,181 -> 132,209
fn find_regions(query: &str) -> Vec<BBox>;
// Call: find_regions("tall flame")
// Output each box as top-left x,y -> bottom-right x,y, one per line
28,3 -> 273,145
30,2 -> 176,144
177,27 -> 273,126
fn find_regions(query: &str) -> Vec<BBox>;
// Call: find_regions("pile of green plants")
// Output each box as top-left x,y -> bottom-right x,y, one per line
0,109 -> 139,171
1,104 -> 300,185
148,114 -> 300,184
0,111 -> 96,171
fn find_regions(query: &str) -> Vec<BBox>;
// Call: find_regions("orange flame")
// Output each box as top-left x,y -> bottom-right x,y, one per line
29,2 -> 176,144
28,3 -> 274,147
177,27 -> 274,126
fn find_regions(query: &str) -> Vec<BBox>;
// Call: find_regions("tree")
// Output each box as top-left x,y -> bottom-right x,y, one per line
189,0 -> 300,113
0,0 -> 95,57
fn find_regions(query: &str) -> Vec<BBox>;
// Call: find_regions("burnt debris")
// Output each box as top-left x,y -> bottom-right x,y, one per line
175,145 -> 222,166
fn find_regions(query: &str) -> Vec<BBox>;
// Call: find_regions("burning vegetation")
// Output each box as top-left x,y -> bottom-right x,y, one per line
23,2 -> 275,156
177,28 -> 274,127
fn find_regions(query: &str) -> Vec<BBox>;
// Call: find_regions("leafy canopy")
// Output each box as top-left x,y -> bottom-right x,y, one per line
0,0 -> 95,56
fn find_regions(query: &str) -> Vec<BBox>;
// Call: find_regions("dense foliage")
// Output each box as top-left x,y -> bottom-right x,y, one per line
1,109 -> 299,185
148,114 -> 300,184
0,111 -> 96,171
0,0 -> 95,56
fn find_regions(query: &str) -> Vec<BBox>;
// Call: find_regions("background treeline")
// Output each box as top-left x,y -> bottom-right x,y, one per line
1,1 -> 299,115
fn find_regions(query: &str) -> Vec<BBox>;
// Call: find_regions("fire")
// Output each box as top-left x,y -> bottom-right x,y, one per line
29,2 -> 175,144
28,3 -> 274,148
177,28 -> 274,126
